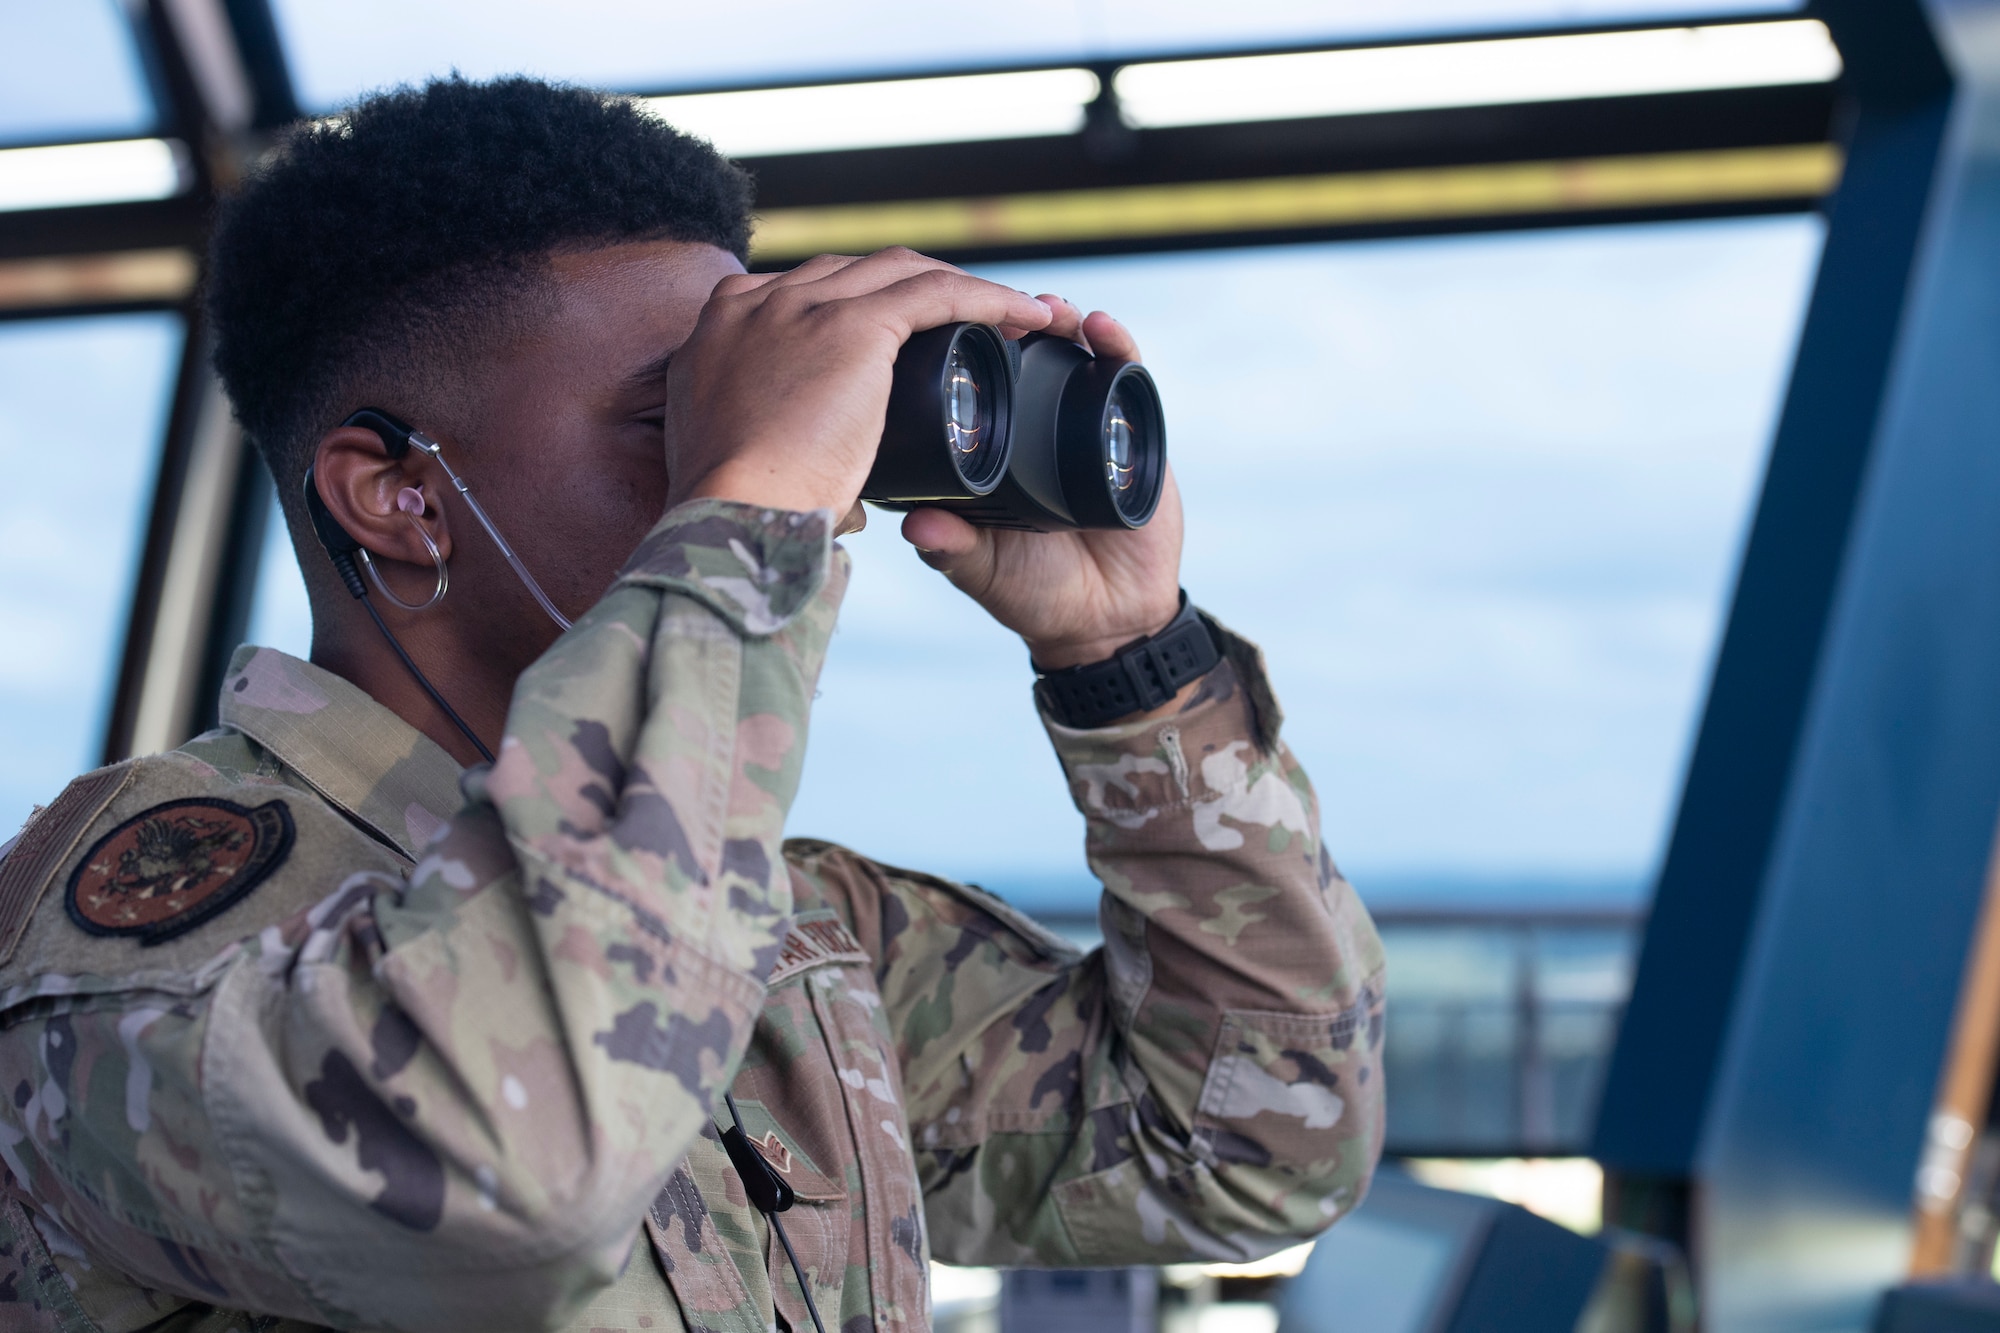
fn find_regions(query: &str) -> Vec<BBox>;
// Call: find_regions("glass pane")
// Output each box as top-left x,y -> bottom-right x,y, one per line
1373,920 -> 1636,1152
0,312 -> 182,835
246,493 -> 313,660
788,216 -> 1824,917
0,0 -> 157,147
271,0 -> 1802,111
1378,925 -> 1522,1150
1532,926 -> 1636,1146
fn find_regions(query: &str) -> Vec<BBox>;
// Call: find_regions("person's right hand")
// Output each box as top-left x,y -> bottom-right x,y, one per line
662,248 -> 1055,518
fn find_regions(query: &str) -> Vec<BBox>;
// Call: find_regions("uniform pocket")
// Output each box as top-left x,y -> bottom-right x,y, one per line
1193,1009 -> 1372,1176
764,1193 -> 849,1332
723,1095 -> 850,1332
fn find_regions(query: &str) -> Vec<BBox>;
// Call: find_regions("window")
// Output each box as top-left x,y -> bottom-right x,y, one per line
787,216 -> 1824,915
0,312 -> 182,834
246,493 -> 312,660
1381,917 -> 1637,1151
269,0 -> 1803,110
230,216 -> 1821,1154
230,218 -> 1822,915
0,1 -> 157,146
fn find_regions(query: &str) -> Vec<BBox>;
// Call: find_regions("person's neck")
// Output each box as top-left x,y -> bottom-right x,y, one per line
310,609 -> 518,769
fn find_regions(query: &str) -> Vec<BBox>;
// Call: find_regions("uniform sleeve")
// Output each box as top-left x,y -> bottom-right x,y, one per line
0,500 -> 845,1332
808,618 -> 1385,1268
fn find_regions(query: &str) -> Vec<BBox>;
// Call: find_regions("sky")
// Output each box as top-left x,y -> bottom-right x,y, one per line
0,313 -> 181,834
0,1 -> 154,146
792,220 -> 1822,907
236,214 -> 1825,911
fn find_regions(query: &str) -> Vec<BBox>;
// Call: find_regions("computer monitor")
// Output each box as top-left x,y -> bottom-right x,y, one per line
1278,1170 -> 1610,1333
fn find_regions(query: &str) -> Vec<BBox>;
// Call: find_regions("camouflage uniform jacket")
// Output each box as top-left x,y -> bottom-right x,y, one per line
0,500 -> 1384,1333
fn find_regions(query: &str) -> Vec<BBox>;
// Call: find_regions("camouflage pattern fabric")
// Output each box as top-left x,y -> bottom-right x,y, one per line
0,497 -> 1384,1332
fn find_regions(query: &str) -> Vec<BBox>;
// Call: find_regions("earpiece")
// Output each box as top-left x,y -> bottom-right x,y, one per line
302,407 -> 493,764
302,407 -> 422,600
343,407 -> 419,458
305,411 -> 448,612
303,465 -> 367,600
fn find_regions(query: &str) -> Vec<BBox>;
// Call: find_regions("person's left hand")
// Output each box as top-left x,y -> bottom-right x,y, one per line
900,297 -> 1185,669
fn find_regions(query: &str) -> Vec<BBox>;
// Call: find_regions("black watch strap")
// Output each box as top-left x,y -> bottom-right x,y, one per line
1034,593 -> 1222,728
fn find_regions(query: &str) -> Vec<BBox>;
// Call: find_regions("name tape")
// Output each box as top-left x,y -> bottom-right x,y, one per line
768,914 -> 870,985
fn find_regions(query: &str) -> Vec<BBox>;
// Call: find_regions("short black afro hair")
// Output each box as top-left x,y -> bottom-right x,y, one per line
207,76 -> 753,502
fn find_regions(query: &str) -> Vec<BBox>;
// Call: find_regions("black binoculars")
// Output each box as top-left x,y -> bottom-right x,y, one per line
859,323 -> 1165,530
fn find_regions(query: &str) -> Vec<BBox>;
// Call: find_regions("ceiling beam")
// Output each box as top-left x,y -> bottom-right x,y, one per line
0,249 -> 196,318
746,81 -> 1838,209
0,196 -> 207,264
740,81 -> 1838,264
751,143 -> 1839,266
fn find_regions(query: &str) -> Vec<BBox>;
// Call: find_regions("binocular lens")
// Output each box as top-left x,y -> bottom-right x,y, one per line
861,322 -> 1165,530
1101,371 -> 1163,527
864,323 -> 1014,502
1106,394 -> 1137,492
945,341 -> 995,473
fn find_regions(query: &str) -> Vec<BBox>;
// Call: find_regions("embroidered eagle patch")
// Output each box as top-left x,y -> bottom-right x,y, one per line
67,798 -> 294,945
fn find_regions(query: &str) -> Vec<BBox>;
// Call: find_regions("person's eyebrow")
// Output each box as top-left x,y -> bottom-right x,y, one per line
621,347 -> 676,392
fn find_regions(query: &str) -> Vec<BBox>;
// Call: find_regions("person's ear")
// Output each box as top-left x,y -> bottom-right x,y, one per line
310,424 -> 455,571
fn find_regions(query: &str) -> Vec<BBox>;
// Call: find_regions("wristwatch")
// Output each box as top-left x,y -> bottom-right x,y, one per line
1033,592 -> 1222,728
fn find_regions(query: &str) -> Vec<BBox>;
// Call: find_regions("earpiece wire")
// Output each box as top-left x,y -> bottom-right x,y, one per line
360,595 -> 496,764
722,1091 -> 829,1333
356,538 -> 448,613
408,433 -> 574,631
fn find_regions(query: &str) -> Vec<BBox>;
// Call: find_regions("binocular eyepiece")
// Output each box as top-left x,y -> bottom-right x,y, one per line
860,323 -> 1166,530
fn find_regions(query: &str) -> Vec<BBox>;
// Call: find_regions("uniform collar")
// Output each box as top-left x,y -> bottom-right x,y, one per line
217,645 -> 465,862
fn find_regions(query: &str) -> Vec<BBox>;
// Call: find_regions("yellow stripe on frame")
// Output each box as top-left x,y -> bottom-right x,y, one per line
751,144 -> 1842,260
0,248 -> 196,311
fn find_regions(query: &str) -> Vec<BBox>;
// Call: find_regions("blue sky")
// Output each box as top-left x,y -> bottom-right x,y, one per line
235,215 -> 1825,912
0,1 -> 154,146
784,219 -> 1823,906
0,313 -> 181,832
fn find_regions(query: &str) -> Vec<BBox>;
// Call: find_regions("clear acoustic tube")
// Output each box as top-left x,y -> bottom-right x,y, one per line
409,431 -> 574,631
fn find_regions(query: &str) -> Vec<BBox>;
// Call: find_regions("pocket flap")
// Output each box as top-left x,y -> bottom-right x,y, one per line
724,1098 -> 847,1202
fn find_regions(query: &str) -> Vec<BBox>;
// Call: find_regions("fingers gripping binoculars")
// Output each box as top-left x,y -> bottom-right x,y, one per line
860,324 -> 1166,530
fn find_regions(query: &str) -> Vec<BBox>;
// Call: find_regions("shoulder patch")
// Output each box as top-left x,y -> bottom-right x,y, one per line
0,766 -> 134,966
66,797 -> 294,946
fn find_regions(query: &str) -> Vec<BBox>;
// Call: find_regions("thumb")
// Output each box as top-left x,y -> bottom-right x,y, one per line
900,507 -> 996,592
